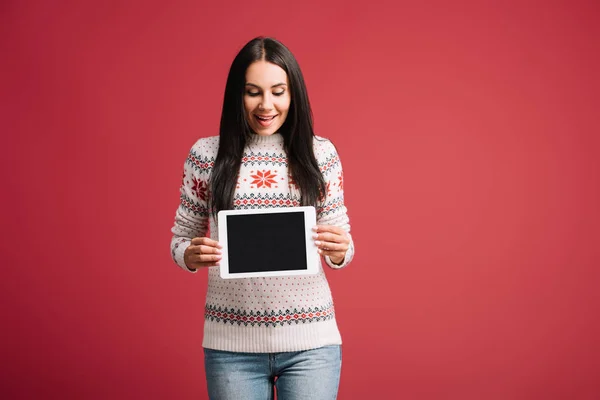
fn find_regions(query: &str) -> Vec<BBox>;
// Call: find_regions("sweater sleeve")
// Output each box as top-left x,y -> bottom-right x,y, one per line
315,138 -> 355,269
170,139 -> 212,273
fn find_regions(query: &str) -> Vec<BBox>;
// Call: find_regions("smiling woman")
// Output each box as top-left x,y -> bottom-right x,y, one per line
170,36 -> 355,400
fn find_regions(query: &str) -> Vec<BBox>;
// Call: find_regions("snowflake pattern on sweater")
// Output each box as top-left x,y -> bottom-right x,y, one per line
170,133 -> 354,353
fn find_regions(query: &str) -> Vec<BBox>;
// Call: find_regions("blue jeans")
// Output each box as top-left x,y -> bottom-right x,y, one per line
204,345 -> 342,400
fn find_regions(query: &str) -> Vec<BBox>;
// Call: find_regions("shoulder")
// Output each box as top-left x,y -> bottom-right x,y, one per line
313,135 -> 343,176
185,135 -> 219,173
312,135 -> 339,161
190,135 -> 220,156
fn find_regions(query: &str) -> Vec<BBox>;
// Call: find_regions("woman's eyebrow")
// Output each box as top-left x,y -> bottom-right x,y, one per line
245,83 -> 288,89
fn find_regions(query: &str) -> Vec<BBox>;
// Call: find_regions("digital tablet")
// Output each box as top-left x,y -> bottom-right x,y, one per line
217,206 -> 319,279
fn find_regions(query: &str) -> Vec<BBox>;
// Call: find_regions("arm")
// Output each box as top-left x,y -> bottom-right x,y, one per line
315,139 -> 355,269
170,141 -> 211,273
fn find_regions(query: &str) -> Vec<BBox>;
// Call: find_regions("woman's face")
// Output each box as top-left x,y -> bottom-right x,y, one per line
244,60 -> 291,136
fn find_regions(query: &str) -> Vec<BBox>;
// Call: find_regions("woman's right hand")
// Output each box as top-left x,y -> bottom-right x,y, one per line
184,237 -> 223,270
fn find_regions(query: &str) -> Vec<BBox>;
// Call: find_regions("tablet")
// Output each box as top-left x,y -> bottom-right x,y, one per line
217,206 -> 319,279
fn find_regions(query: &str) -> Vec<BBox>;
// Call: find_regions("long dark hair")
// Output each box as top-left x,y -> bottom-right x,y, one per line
210,37 -> 325,215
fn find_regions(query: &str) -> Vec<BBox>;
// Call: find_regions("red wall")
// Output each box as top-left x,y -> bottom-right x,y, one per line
2,1 -> 599,398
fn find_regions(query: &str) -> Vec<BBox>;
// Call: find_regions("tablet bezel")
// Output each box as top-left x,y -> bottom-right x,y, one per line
217,206 -> 319,279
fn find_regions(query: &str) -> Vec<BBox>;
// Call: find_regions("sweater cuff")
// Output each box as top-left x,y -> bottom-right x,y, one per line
173,240 -> 197,273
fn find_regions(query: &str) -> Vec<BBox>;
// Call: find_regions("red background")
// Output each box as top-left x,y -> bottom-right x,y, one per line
2,1 -> 599,398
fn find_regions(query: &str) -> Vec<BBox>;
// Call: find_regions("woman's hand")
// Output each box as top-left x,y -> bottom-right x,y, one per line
184,237 -> 222,270
313,225 -> 350,265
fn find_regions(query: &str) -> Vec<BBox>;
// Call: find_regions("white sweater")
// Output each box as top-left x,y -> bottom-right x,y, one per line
170,133 -> 354,352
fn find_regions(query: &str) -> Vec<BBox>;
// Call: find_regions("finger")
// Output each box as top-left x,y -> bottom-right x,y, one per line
314,232 -> 349,244
313,224 -> 345,233
187,244 -> 203,256
191,237 -> 222,248
187,252 -> 218,263
315,242 -> 349,251
199,245 -> 222,255
201,254 -> 222,263
193,253 -> 222,263
315,240 -> 348,252
186,244 -> 218,256
188,261 -> 220,269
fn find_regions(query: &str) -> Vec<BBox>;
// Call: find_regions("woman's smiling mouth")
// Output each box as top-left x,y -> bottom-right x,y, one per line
255,114 -> 277,126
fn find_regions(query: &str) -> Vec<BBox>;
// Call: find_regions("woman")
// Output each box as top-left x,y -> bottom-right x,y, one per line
170,36 -> 355,400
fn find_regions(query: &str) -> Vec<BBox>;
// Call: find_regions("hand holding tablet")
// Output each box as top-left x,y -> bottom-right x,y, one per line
313,224 -> 351,265
184,237 -> 223,270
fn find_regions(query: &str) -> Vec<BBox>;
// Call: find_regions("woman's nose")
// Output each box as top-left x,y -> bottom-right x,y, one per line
259,94 -> 273,110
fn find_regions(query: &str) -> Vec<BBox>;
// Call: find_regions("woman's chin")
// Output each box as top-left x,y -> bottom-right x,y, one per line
252,126 -> 280,136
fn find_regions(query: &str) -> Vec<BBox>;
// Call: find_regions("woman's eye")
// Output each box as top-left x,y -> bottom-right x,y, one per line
273,91 -> 285,96
246,92 -> 260,97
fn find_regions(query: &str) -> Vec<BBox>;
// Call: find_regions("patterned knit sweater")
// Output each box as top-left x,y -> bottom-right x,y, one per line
170,133 -> 354,353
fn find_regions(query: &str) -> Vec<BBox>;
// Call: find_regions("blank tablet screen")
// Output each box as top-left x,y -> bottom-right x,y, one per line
226,211 -> 307,274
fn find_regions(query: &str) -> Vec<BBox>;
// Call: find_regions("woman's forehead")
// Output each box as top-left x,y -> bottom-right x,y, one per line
245,61 -> 288,86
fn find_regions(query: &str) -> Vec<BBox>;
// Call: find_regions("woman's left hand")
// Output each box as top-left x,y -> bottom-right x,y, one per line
313,225 -> 350,265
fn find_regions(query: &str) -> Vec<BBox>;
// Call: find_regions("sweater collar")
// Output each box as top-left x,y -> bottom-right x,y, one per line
248,133 -> 284,145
